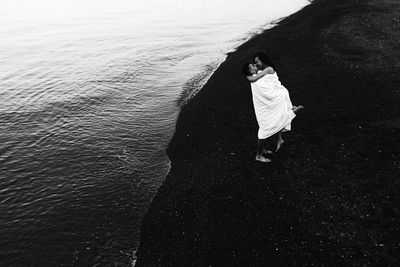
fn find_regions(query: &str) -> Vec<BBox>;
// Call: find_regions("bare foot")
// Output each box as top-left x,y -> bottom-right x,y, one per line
292,105 -> 304,113
262,148 -> 273,155
255,154 -> 272,163
275,138 -> 284,152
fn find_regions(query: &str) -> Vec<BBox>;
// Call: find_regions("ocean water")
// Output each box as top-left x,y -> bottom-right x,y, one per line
0,0 -> 308,265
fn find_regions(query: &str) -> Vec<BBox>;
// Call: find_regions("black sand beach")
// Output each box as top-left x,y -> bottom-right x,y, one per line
136,0 -> 400,265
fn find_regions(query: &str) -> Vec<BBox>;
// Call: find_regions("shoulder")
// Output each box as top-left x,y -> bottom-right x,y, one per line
265,67 -> 275,74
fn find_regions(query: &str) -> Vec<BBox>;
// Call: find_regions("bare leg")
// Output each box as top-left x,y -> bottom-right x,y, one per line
256,139 -> 271,163
275,131 -> 284,152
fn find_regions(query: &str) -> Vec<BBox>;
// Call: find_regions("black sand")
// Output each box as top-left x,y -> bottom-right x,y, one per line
136,0 -> 400,265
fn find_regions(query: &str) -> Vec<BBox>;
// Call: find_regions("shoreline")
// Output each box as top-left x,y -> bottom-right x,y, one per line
136,0 -> 400,265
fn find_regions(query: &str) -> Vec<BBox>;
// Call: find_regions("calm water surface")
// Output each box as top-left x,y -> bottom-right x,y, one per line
0,0 -> 308,265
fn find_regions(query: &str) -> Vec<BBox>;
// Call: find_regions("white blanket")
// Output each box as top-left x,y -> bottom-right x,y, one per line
250,72 -> 296,139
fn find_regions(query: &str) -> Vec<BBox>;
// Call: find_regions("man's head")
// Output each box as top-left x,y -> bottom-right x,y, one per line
254,56 -> 263,70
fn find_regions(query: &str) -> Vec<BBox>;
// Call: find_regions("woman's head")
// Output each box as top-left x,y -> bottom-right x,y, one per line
242,63 -> 258,76
253,52 -> 276,70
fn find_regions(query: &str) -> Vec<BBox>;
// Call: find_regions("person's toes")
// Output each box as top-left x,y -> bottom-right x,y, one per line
293,105 -> 304,113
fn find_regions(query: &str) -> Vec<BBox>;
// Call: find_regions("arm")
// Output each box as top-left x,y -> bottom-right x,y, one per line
246,67 -> 275,82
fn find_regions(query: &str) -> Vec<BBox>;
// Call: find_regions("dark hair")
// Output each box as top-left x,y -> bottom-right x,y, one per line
241,62 -> 252,76
253,52 -> 276,70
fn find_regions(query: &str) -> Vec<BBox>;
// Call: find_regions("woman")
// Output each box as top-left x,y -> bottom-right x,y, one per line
242,53 -> 303,162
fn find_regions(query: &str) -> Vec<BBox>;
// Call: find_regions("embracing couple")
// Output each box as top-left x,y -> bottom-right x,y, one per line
242,52 -> 303,163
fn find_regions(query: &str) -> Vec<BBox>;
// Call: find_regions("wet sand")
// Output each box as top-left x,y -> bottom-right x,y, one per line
136,0 -> 400,265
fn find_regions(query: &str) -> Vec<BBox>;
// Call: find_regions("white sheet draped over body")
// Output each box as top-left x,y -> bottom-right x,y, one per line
250,72 -> 296,139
